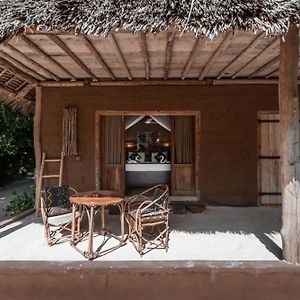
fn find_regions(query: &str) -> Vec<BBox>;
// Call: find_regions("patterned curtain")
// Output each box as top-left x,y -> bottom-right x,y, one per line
104,116 -> 122,164
174,116 -> 194,164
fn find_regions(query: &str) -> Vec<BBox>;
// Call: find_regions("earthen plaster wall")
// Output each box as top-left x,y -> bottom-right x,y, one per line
41,84 -> 278,206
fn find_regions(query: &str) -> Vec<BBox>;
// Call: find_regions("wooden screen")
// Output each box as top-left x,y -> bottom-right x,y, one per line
258,112 -> 281,204
171,116 -> 195,196
100,116 -> 125,195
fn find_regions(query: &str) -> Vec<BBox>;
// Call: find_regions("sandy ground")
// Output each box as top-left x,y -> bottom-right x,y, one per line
0,179 -> 34,222
0,206 -> 282,261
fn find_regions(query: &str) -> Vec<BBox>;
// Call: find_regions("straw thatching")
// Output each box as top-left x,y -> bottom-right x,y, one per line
0,0 -> 299,113
0,0 -> 299,42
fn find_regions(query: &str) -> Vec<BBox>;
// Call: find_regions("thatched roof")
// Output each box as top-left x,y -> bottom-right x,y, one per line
0,0 -> 299,42
0,0 -> 299,113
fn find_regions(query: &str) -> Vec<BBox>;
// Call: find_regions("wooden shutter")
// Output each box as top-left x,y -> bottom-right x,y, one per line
258,112 -> 281,204
100,116 -> 125,195
171,116 -> 195,196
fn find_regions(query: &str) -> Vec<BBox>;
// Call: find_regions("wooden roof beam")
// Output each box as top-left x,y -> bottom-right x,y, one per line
5,43 -> 60,81
138,33 -> 150,80
108,34 -> 132,80
0,86 -> 17,98
0,68 -> 7,77
47,35 -> 97,80
182,38 -> 205,80
164,32 -> 175,80
0,56 -> 38,84
199,31 -> 235,80
249,55 -> 280,78
217,33 -> 264,79
265,68 -> 279,78
232,37 -> 279,78
15,81 -> 28,93
16,83 -> 36,101
20,35 -> 76,80
4,74 -> 18,87
0,51 -> 45,81
81,35 -> 115,80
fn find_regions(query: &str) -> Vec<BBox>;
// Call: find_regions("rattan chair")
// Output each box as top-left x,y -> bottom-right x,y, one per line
126,184 -> 170,256
40,185 -> 82,246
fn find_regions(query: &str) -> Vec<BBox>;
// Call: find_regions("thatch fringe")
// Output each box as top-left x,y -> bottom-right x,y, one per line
0,0 -> 299,41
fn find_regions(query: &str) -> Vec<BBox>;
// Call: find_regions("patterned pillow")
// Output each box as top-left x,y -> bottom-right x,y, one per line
154,152 -> 167,163
44,185 -> 71,217
129,151 -> 142,162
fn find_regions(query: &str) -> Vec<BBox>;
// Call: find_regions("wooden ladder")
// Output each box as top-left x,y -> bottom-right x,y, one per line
36,152 -> 64,213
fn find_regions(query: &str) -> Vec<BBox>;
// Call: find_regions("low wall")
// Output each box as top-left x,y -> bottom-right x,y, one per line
1,261 -> 300,300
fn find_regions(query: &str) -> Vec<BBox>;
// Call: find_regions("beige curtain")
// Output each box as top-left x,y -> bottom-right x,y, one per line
174,116 -> 194,164
104,116 -> 122,164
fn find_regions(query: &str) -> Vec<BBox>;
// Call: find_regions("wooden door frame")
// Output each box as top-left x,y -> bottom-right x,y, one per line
95,110 -> 201,197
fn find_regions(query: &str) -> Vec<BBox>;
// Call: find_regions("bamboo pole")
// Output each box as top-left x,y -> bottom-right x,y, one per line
34,86 -> 42,214
279,25 -> 300,264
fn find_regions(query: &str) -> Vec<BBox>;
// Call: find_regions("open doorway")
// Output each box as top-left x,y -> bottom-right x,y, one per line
95,112 -> 200,199
125,115 -> 171,195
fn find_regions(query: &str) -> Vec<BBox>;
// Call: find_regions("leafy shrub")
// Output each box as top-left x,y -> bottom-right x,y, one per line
4,188 -> 35,216
0,103 -> 34,185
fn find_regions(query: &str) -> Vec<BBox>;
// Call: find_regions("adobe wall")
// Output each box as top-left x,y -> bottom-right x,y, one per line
41,84 -> 278,206
1,261 -> 300,300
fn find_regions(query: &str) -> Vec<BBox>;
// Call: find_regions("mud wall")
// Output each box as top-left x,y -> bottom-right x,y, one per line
41,84 -> 278,205
1,261 -> 300,300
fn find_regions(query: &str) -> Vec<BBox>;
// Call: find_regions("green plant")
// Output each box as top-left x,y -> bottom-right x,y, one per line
0,103 -> 34,185
4,188 -> 35,216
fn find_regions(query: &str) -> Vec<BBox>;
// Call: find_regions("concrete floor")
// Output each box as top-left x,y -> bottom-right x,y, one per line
0,206 -> 282,261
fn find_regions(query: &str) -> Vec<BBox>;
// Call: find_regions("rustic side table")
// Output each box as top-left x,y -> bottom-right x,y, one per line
69,191 -> 126,260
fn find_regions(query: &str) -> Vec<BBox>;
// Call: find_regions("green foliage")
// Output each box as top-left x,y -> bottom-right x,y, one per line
0,103 -> 34,185
4,187 -> 35,216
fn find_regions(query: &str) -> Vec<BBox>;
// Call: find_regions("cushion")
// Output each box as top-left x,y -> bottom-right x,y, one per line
44,185 -> 71,217
128,152 -> 145,163
152,152 -> 168,163
128,208 -> 167,224
48,211 -> 81,227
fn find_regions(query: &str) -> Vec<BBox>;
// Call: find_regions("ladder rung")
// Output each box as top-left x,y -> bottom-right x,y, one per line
42,175 -> 60,178
44,159 -> 61,163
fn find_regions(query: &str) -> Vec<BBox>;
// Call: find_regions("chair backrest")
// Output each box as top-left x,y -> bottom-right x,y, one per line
42,185 -> 72,217
152,185 -> 169,209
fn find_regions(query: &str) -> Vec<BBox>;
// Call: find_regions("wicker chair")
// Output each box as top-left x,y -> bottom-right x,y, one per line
126,184 -> 170,256
40,185 -> 82,246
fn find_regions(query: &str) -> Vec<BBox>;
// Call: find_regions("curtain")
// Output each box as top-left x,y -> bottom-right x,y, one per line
174,116 -> 194,164
125,115 -> 171,131
104,116 -> 122,164
150,116 -> 171,131
125,115 -> 145,130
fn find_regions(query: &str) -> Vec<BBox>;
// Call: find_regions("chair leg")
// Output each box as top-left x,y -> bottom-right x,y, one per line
137,226 -> 143,257
165,226 -> 169,252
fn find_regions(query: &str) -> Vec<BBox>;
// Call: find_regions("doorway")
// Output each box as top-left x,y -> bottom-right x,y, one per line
95,111 -> 200,198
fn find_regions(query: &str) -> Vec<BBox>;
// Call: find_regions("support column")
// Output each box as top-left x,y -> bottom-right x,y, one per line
34,86 -> 42,214
279,25 -> 300,263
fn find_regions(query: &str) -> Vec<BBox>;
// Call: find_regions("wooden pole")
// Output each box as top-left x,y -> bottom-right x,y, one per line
279,25 -> 300,264
34,86 -> 42,214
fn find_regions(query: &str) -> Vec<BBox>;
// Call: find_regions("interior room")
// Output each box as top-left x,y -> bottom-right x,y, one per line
125,115 -> 171,193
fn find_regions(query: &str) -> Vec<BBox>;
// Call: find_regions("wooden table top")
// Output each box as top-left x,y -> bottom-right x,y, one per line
70,190 -> 124,206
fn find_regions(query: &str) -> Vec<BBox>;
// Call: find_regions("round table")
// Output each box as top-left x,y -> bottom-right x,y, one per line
70,191 -> 126,260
